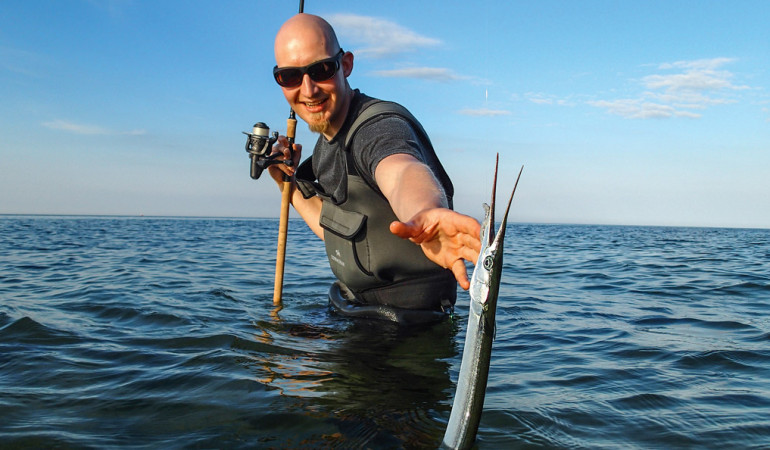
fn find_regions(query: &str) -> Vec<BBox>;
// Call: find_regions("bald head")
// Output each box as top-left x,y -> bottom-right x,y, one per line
274,14 -> 341,67
273,14 -> 353,138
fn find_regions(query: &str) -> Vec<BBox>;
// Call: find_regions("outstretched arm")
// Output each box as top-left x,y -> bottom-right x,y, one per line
376,154 -> 482,289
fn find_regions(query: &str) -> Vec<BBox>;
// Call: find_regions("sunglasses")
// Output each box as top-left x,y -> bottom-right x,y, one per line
273,49 -> 345,88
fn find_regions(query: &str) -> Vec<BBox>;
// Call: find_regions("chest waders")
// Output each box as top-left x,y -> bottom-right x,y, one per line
296,101 -> 456,323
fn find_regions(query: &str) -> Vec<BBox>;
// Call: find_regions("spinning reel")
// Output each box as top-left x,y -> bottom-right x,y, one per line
243,122 -> 294,180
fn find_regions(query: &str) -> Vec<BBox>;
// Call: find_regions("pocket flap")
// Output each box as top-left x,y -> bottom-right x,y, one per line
320,204 -> 367,239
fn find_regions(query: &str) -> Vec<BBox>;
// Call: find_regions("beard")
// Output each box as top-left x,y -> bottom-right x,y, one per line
306,112 -> 330,134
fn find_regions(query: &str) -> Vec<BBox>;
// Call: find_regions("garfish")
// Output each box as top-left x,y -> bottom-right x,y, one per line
442,156 -> 523,449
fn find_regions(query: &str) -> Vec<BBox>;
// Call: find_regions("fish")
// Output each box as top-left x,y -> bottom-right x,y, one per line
442,156 -> 523,449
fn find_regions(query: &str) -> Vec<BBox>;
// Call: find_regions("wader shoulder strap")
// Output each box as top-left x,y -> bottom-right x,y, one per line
294,155 -> 318,199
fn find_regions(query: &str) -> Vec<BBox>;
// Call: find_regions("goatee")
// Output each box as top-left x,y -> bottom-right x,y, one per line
307,113 -> 330,134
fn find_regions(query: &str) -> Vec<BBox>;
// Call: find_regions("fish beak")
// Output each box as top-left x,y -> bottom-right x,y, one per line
488,154 -> 523,248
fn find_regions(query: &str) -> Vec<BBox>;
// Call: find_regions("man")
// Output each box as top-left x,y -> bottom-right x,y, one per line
268,13 -> 481,315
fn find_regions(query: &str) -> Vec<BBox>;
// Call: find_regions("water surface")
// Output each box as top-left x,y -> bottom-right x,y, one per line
1,216 -> 769,448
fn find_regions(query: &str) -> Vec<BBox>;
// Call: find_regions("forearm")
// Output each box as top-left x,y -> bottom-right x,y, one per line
381,158 -> 448,222
286,180 -> 325,239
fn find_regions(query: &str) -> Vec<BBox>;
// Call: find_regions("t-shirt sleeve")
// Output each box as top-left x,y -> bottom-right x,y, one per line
350,115 -> 426,189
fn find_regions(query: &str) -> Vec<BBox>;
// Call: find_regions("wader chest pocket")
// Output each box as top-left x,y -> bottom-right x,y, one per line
319,203 -> 375,289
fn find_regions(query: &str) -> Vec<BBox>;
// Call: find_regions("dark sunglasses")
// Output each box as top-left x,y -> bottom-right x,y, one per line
273,49 -> 345,88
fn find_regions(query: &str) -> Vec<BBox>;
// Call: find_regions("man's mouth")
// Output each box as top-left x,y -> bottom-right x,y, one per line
303,99 -> 327,113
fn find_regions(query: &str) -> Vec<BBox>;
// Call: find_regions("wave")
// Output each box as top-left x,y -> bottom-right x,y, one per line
0,316 -> 80,345
632,316 -> 756,331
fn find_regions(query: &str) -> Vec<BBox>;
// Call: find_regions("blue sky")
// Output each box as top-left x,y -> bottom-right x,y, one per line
2,0 -> 768,228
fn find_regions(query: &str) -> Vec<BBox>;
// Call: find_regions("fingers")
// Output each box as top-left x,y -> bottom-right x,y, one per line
270,137 -> 302,178
289,142 -> 302,167
461,244 -> 480,266
390,211 -> 482,290
391,217 -> 479,259
451,259 -> 470,290
271,136 -> 290,158
457,215 -> 482,251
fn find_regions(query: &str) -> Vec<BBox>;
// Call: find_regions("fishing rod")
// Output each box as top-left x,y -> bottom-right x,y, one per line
243,0 -> 304,307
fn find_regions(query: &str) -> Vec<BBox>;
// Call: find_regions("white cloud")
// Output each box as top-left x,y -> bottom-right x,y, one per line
644,71 -> 733,92
371,67 -> 463,82
650,91 -> 726,107
587,100 -> 700,119
589,57 -> 748,119
458,108 -> 512,117
658,57 -> 736,71
643,59 -> 748,94
326,14 -> 441,58
526,92 -> 575,106
326,14 -> 478,84
43,119 -> 145,136
528,97 -> 554,105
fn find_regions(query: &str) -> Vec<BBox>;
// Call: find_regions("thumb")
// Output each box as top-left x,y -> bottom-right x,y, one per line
389,220 -> 417,239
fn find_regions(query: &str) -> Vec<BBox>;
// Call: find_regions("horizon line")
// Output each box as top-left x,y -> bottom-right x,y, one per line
1,213 -> 766,231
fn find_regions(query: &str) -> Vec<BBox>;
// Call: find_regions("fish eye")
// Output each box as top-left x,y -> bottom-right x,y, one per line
483,256 -> 494,270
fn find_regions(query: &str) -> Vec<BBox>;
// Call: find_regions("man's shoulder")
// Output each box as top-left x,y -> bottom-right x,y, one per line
350,92 -> 412,122
347,94 -> 420,146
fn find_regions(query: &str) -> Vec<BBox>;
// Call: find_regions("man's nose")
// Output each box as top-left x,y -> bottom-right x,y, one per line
299,74 -> 319,96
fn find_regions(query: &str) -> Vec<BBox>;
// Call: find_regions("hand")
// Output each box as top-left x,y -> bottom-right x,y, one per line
266,136 -> 302,186
389,208 -> 482,290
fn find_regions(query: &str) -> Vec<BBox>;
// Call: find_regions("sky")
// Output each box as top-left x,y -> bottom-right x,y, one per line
2,0 -> 769,228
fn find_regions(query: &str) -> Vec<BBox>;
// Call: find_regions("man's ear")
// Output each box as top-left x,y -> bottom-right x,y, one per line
341,51 -> 354,78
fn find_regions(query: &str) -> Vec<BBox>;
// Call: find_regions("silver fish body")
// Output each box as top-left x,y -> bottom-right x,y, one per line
442,162 -> 521,449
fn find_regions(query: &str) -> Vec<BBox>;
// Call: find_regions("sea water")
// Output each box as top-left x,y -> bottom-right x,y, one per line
1,216 -> 769,448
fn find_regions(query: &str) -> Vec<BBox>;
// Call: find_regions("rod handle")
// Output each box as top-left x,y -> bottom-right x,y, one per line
272,179 -> 291,306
